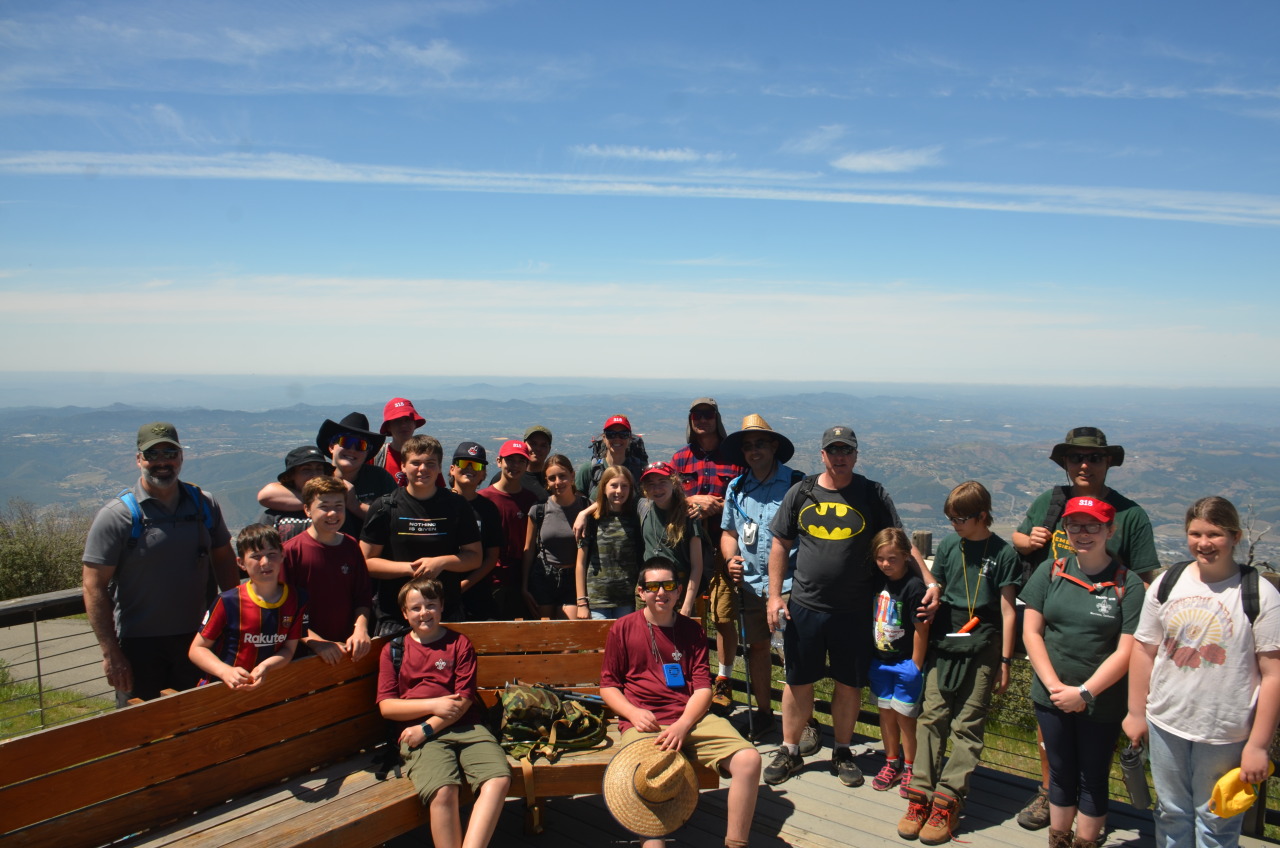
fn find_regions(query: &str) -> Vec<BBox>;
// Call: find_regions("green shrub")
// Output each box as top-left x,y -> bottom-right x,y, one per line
0,499 -> 93,601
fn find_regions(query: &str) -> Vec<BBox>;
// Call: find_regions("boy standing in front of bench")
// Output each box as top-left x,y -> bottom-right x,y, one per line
376,575 -> 510,848
189,524 -> 306,689
601,559 -> 762,848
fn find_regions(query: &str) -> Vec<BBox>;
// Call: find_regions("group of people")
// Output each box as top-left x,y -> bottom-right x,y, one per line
79,403 -> 1279,848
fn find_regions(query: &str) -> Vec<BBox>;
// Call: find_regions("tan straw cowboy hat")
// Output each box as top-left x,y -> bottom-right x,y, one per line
603,740 -> 700,837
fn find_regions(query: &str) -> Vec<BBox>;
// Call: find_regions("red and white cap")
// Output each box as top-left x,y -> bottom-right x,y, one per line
640,461 -> 677,481
1062,497 -> 1115,524
499,439 -> 533,459
380,397 -> 425,434
603,415 -> 632,432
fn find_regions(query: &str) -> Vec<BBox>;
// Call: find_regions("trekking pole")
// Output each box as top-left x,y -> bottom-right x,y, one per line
735,575 -> 754,740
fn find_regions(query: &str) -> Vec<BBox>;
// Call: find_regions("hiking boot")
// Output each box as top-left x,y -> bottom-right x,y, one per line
831,746 -> 864,787
711,677 -> 734,714
798,717 -> 822,756
1047,828 -> 1074,848
1071,837 -> 1098,848
872,757 -> 903,791
919,791 -> 959,845
897,787 -> 931,840
1017,786 -> 1051,830
898,763 -> 914,798
741,709 -> 776,741
763,748 -> 802,785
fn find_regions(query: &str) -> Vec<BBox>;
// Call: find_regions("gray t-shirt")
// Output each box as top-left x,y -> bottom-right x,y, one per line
769,474 -> 904,613
535,495 -> 588,570
82,480 -> 232,639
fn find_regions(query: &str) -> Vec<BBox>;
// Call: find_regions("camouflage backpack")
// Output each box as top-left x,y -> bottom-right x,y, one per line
495,681 -> 607,763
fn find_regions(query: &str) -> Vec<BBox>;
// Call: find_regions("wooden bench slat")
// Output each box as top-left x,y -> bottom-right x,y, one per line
0,649 -> 379,788
6,712 -> 384,848
474,653 -> 605,688
450,619 -> 613,652
1,673 -> 381,832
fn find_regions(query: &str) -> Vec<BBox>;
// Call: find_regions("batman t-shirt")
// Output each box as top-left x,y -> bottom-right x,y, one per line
770,474 -> 902,613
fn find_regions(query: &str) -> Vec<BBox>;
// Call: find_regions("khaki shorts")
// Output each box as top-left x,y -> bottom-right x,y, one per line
710,577 -> 771,646
620,713 -> 753,774
401,723 -> 510,803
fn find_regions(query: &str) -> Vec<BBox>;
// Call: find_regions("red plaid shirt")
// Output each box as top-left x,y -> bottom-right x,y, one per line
671,444 -> 743,500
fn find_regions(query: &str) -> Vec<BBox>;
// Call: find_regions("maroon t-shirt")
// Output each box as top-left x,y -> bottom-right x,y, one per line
477,485 -> 538,587
281,531 -> 372,643
600,611 -> 711,732
376,628 -> 483,730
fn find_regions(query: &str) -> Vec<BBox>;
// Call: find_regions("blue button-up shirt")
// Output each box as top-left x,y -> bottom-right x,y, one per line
721,462 -> 799,596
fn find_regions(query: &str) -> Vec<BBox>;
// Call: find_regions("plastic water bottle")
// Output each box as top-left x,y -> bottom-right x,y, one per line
1119,743 -> 1151,809
771,615 -> 786,662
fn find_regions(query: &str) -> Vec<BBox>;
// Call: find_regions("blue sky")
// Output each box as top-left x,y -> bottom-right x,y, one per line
2,1 -> 1278,387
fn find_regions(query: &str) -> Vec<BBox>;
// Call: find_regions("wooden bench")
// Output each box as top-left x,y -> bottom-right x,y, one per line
0,618 -> 718,847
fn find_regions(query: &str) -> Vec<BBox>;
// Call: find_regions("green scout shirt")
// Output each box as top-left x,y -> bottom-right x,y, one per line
1016,487 -> 1159,574
932,533 -> 1023,634
1020,554 -> 1145,722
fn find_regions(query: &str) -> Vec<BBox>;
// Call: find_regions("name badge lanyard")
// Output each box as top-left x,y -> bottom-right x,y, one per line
647,619 -> 686,688
956,537 -> 989,635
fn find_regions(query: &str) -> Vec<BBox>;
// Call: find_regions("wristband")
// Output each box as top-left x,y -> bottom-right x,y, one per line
925,582 -> 940,590
1000,657 -> 1013,666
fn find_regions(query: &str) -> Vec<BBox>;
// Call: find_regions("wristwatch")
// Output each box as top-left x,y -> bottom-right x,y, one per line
925,582 -> 941,590
420,721 -> 435,740
1078,685 -> 1096,705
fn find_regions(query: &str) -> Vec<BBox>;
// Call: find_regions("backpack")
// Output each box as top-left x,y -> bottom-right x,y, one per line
1155,561 -> 1263,624
117,482 -> 214,549
1050,557 -> 1131,601
588,434 -> 648,490
1019,485 -> 1072,581
494,681 -> 607,762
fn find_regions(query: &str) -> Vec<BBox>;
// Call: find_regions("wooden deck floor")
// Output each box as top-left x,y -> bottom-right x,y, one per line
389,731 -> 1272,847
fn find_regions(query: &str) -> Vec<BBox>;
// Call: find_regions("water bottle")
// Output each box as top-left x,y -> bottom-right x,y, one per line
1119,743 -> 1151,810
771,615 -> 786,663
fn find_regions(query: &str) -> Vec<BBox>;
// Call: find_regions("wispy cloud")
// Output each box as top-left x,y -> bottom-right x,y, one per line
570,144 -> 732,163
831,146 -> 943,174
4,150 -> 1280,227
780,125 -> 846,155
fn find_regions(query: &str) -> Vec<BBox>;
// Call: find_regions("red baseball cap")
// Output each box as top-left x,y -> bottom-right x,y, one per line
1062,497 -> 1115,524
640,461 -> 677,482
499,439 -> 533,459
603,415 -> 632,432
380,398 -> 425,434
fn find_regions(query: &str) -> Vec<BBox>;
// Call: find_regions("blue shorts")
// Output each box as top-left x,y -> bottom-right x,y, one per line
869,656 -> 924,717
783,596 -> 873,688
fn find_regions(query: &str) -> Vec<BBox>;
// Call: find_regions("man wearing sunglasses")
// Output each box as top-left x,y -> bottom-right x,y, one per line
600,560 -> 761,848
671,398 -> 744,714
1010,426 -> 1159,830
83,422 -> 238,706
257,412 -> 397,540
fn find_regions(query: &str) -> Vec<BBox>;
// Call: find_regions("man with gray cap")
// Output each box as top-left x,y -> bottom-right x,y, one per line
1009,425 -> 1159,830
82,422 -> 238,705
764,425 -> 934,788
671,398 -> 744,713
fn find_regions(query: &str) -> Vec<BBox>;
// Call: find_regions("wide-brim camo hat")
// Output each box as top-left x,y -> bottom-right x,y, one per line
315,412 -> 386,455
722,413 -> 795,465
1049,426 -> 1125,469
603,741 -> 699,838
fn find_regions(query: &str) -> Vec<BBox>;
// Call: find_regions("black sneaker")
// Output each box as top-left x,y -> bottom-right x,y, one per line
763,748 -> 803,785
832,747 -> 864,787
798,717 -> 822,757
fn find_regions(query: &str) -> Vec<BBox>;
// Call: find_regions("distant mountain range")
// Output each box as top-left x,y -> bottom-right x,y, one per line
2,378 -> 1278,567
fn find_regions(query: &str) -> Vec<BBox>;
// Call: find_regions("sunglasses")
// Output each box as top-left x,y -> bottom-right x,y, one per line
640,579 -> 679,593
1065,452 -> 1106,465
824,445 -> 855,457
690,410 -> 717,420
948,514 -> 977,525
454,459 -> 485,472
741,439 -> 774,451
142,448 -> 180,461
1065,522 -> 1104,535
330,435 -> 370,452
604,429 -> 631,440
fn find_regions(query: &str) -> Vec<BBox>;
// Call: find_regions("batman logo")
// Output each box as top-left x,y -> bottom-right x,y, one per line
799,502 -> 866,540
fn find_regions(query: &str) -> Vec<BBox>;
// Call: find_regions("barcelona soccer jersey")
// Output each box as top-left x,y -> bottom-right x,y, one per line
200,582 -> 306,672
